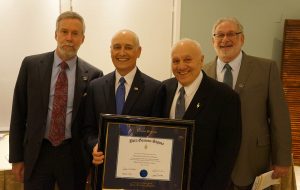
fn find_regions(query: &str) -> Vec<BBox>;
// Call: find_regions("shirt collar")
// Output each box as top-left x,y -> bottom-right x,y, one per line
115,66 -> 137,85
177,71 -> 203,97
54,50 -> 77,70
217,51 -> 242,73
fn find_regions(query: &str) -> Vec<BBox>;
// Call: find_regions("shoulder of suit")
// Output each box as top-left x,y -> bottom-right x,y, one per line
243,53 -> 275,65
21,51 -> 54,68
24,51 -> 53,61
162,77 -> 176,85
77,57 -> 103,74
137,70 -> 161,85
202,61 -> 215,70
90,71 -> 114,85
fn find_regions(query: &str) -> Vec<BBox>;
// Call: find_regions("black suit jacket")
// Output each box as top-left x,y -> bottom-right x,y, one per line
84,68 -> 161,153
83,69 -> 161,189
159,72 -> 241,190
9,51 -> 103,187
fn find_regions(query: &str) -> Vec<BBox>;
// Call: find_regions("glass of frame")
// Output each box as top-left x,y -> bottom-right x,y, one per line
96,114 -> 195,190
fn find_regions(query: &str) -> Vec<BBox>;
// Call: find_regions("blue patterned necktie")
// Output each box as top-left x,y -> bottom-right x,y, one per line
116,77 -> 126,114
223,64 -> 233,88
175,87 -> 185,119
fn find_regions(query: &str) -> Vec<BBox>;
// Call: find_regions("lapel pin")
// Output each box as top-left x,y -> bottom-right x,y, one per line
197,103 -> 200,108
134,87 -> 139,91
83,92 -> 87,96
82,76 -> 88,81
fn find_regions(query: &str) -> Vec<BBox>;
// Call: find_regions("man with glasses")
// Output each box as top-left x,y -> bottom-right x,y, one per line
203,17 -> 291,190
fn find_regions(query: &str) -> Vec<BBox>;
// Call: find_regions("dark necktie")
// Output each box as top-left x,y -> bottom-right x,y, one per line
175,87 -> 185,119
48,62 -> 68,146
116,77 -> 126,115
223,64 -> 233,88
115,77 -> 129,135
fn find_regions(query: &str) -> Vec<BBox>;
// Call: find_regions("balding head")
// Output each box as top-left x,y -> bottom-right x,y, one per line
111,29 -> 140,47
171,38 -> 204,86
110,29 -> 142,76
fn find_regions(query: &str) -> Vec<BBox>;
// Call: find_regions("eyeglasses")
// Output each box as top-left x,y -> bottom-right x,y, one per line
213,32 -> 242,39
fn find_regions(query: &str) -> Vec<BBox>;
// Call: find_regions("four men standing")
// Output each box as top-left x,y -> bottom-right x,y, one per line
8,11 -> 291,190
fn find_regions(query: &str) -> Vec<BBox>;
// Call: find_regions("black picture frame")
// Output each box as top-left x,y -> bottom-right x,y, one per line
96,114 -> 195,190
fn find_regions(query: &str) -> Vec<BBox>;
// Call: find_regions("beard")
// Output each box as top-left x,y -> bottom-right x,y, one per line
58,42 -> 78,60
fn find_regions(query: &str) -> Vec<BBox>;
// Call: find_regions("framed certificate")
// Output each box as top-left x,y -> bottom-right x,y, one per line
97,114 -> 195,190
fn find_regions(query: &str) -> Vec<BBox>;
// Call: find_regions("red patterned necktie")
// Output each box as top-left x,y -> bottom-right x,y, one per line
48,62 -> 68,146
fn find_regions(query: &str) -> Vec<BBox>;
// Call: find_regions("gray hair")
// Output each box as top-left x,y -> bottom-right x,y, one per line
56,11 -> 85,34
211,17 -> 244,35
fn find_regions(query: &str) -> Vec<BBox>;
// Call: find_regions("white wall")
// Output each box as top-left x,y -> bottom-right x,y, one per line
0,0 -> 59,131
0,0 -> 179,130
68,0 -> 175,79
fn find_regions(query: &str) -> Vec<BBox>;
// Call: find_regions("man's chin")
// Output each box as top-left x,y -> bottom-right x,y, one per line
176,76 -> 189,86
60,49 -> 76,59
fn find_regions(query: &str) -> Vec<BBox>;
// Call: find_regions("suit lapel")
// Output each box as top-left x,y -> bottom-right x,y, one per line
208,53 -> 254,95
39,52 -> 54,113
164,79 -> 177,117
104,72 -> 117,113
72,59 -> 89,123
235,52 -> 254,94
206,57 -> 218,79
183,73 -> 209,120
123,69 -> 144,115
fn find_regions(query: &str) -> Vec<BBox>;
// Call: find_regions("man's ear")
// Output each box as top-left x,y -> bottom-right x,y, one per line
81,35 -> 85,43
137,46 -> 142,58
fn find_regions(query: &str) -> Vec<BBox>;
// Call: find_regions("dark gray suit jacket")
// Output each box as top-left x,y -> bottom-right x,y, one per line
203,52 -> 291,186
9,51 -> 103,186
159,72 -> 241,190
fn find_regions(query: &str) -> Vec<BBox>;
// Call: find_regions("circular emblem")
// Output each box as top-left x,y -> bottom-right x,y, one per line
140,169 -> 148,177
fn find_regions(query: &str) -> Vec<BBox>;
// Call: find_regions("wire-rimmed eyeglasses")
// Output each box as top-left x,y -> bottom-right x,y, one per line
213,32 -> 242,39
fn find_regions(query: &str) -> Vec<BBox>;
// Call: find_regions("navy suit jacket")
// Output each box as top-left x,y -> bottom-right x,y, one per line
9,51 -> 103,187
159,72 -> 241,190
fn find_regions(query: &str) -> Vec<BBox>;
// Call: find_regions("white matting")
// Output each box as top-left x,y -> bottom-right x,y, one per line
0,132 -> 11,171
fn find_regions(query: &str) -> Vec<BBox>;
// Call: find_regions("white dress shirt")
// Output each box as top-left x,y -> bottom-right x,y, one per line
170,71 -> 203,119
216,51 -> 242,89
115,67 -> 137,101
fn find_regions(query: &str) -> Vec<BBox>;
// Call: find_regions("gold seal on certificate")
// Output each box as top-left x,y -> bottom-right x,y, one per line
96,114 -> 194,190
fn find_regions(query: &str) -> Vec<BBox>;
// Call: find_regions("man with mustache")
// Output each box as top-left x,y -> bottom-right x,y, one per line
83,29 -> 161,189
9,11 -> 103,190
203,17 -> 291,190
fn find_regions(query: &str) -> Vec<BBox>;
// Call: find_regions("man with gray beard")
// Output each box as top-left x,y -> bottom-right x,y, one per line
9,11 -> 103,190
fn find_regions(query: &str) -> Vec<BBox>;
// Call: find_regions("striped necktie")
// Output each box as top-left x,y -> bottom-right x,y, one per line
175,87 -> 185,119
223,64 -> 233,88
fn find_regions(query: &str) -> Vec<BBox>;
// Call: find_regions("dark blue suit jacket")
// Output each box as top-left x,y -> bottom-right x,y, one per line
158,72 -> 241,190
83,68 -> 161,189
